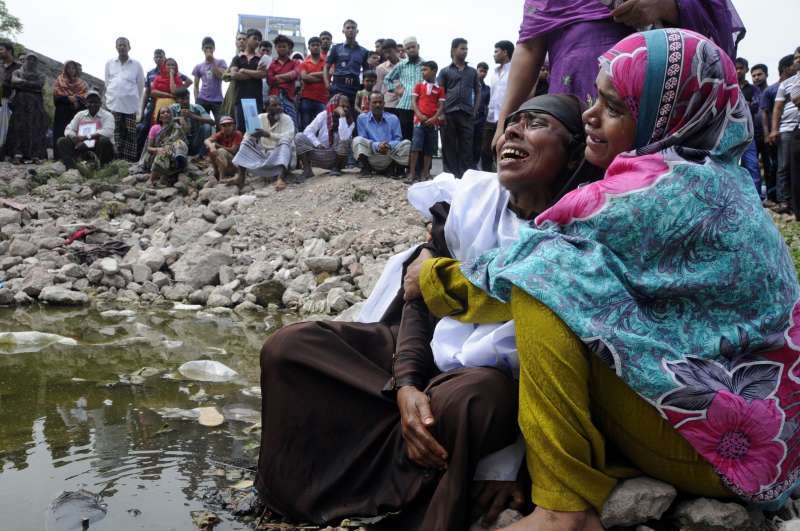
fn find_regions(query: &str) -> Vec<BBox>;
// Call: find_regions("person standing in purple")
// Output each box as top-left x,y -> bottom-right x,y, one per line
192,37 -> 227,126
491,0 -> 746,149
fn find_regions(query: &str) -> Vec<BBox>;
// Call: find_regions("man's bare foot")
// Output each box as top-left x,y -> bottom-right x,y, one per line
503,507 -> 603,531
222,175 -> 245,188
274,177 -> 287,191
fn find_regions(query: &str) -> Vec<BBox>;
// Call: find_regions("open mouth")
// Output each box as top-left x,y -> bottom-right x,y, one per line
500,147 -> 530,161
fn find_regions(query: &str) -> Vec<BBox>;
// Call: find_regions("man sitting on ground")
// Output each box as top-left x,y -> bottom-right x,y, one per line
296,94 -> 355,179
170,87 -> 214,157
232,95 -> 296,190
56,89 -> 115,169
205,115 -> 243,181
352,92 -> 410,176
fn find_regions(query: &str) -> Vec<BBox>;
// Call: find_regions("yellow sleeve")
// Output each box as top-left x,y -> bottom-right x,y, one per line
420,257 -> 512,323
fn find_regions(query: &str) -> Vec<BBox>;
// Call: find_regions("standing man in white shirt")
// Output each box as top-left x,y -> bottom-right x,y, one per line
481,40 -> 514,171
104,37 -> 144,162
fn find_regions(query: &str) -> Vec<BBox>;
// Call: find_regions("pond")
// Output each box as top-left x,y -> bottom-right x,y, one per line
0,304 -> 279,530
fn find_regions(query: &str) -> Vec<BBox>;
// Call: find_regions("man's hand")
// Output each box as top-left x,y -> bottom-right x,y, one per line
377,141 -> 390,154
74,135 -> 86,144
394,80 -> 405,97
397,386 -> 448,469
611,0 -> 679,28
471,481 -> 526,527
768,131 -> 780,145
403,248 -> 433,301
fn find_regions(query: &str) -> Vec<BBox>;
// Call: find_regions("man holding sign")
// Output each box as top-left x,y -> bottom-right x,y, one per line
56,89 -> 115,169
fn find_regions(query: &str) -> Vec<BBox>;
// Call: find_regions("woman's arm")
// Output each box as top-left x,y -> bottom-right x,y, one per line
416,257 -> 512,323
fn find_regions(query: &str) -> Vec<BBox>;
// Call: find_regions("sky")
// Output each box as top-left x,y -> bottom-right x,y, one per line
6,0 -> 800,89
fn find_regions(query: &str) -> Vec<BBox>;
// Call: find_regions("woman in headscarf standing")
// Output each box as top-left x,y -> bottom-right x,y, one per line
149,58 -> 190,126
411,29 -> 800,530
52,60 -> 88,146
7,53 -> 48,164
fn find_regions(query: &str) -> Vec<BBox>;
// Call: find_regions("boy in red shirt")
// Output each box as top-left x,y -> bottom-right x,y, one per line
355,71 -> 377,115
409,61 -> 445,181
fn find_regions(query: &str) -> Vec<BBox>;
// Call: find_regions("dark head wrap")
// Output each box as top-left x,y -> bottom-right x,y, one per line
505,94 -> 600,201
504,94 -> 585,146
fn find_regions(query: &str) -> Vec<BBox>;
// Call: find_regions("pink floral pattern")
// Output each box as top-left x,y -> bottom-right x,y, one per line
679,391 -> 786,495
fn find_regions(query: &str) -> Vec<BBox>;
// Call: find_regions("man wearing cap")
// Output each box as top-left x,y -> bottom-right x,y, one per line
383,37 -> 424,141
204,115 -> 243,181
56,89 -> 116,169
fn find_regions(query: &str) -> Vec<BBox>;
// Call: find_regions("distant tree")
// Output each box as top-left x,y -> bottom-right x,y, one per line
0,0 -> 22,38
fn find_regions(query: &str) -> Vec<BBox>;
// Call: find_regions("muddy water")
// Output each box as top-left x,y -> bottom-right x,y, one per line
0,304 -> 280,530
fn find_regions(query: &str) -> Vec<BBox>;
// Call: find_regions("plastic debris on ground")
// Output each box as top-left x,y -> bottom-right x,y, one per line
0,331 -> 78,354
178,360 -> 238,382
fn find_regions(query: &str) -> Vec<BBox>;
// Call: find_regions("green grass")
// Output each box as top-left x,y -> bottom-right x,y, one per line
773,213 -> 800,273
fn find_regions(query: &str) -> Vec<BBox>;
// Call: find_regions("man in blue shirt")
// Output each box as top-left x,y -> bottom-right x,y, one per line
352,92 -> 411,176
324,19 -> 370,109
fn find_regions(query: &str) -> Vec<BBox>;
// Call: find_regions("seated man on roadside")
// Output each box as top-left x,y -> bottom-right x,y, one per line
296,94 -> 355,179
56,89 -> 115,169
170,87 -> 214,157
232,95 -> 296,191
352,92 -> 410,176
204,115 -> 243,180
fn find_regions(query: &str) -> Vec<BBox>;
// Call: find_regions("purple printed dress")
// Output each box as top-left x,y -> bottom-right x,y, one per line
519,0 -> 745,102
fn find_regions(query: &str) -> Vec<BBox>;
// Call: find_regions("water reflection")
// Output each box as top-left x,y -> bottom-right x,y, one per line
0,304 -> 272,530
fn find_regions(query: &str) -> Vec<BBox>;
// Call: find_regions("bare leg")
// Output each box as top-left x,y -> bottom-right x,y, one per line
422,155 -> 433,178
223,167 -> 246,188
503,507 -> 603,531
408,151 -> 420,180
274,168 -> 288,191
209,152 -> 221,179
300,153 -> 314,179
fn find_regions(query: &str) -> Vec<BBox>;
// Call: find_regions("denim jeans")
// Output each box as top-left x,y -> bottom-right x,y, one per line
298,98 -> 326,131
740,138 -> 762,198
197,99 -> 223,126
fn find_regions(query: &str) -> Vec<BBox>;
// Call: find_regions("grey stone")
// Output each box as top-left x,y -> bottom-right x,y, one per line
0,287 -> 14,305
128,199 -> 145,216
206,290 -> 233,307
188,288 -> 210,305
14,290 -> 33,305
673,498 -> 750,530
251,280 -> 286,307
1,256 -> 22,270
152,271 -> 171,288
100,257 -> 119,274
245,261 -> 276,285
219,265 -> 236,285
161,283 -> 192,301
9,239 -> 37,258
131,264 -> 152,283
780,521 -> 800,531
214,217 -> 235,233
326,287 -> 349,313
100,274 -> 127,289
141,211 -> 161,227
288,272 -> 316,294
60,263 -> 83,278
0,208 -> 21,227
21,268 -> 53,297
170,218 -> 212,248
300,238 -> 327,258
39,286 -> 89,305
233,300 -> 263,315
1,223 -> 22,236
601,477 -> 677,528
282,288 -> 303,308
86,268 -> 104,285
305,256 -> 341,274
354,261 -> 384,297
36,237 -> 64,250
138,246 -> 166,272
170,246 -> 233,289
329,231 -> 357,251
156,187 -> 178,201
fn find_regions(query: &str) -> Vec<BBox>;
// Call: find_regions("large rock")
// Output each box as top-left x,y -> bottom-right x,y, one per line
9,239 -> 38,258
354,261 -> 385,297
326,287 -> 349,313
0,287 -> 14,305
288,272 -> 316,294
21,268 -> 53,297
601,477 -> 676,528
300,238 -> 327,258
245,261 -> 276,285
170,218 -> 212,248
170,246 -> 233,289
39,286 -> 89,305
251,280 -> 286,307
305,256 -> 341,274
0,208 -> 21,227
138,246 -> 167,272
673,498 -> 751,530
161,283 -> 193,301
99,257 -> 119,274
781,520 -> 800,531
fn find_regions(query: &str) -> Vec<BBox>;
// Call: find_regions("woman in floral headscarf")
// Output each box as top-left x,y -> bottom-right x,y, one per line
52,60 -> 88,145
408,29 -> 800,530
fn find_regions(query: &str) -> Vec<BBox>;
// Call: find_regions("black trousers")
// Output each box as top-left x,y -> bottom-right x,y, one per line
791,128 -> 800,219
56,136 -> 115,169
386,108 -> 414,141
440,110 -> 474,178
480,121 -> 497,172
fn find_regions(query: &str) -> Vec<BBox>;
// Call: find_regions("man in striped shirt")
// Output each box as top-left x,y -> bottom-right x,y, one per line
383,37 -> 423,141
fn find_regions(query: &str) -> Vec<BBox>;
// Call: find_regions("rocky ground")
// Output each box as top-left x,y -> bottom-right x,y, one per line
3,159 -> 800,530
0,159 -> 425,320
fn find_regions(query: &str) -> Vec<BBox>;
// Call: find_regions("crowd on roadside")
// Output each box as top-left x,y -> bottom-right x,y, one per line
0,20 -> 538,192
